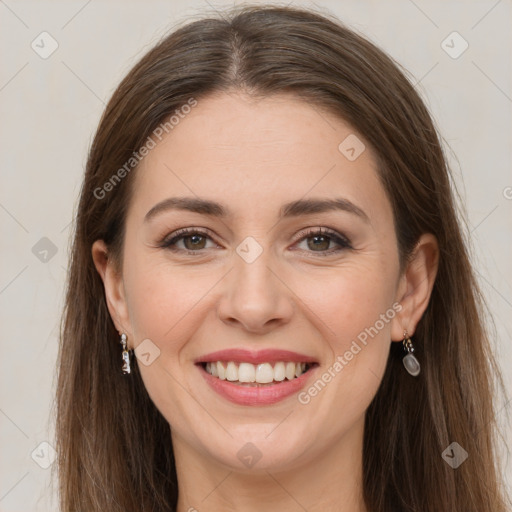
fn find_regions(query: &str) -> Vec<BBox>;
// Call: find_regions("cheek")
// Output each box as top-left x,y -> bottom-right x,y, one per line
294,258 -> 398,342
123,256 -> 210,346
291,261 -> 397,404
122,255 -> 216,417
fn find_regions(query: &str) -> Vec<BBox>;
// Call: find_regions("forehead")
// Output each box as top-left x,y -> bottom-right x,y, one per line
129,92 -> 391,227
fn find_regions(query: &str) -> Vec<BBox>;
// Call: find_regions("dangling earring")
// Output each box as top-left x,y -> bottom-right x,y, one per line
120,333 -> 131,375
402,330 -> 420,377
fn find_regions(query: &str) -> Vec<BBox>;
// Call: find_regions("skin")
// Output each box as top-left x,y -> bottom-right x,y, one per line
93,92 -> 438,512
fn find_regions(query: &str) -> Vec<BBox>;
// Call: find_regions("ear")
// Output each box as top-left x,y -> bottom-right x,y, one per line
91,240 -> 132,346
391,233 -> 439,341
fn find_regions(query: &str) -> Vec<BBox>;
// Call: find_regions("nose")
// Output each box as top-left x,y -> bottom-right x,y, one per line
217,246 -> 294,334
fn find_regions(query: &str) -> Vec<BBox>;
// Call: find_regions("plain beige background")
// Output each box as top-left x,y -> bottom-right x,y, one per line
0,0 -> 511,510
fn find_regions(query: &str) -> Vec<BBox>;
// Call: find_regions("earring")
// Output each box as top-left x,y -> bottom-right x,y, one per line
402,331 -> 420,377
120,333 -> 131,374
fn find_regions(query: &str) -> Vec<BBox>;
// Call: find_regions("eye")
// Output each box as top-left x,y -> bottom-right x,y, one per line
159,228 -> 218,254
292,227 -> 352,256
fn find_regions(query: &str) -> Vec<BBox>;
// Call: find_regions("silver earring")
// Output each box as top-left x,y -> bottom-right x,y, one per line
402,331 -> 420,377
120,333 -> 131,374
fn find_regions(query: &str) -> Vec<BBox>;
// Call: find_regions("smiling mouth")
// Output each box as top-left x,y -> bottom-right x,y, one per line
199,361 -> 318,386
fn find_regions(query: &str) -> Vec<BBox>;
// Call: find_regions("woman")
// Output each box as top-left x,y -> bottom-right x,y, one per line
55,4 -> 509,511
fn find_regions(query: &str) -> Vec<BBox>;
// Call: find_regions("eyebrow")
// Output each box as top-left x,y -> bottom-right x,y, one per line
144,196 -> 370,223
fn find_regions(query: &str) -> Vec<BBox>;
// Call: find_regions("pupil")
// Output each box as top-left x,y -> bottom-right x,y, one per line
309,235 -> 329,251
186,234 -> 204,250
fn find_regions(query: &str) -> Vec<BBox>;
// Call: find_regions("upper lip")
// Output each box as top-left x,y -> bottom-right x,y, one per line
195,348 -> 318,365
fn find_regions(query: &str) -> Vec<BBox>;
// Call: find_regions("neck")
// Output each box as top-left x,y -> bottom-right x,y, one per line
173,417 -> 367,512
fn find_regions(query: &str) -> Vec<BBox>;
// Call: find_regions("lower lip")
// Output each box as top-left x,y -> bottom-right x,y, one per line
198,364 -> 317,406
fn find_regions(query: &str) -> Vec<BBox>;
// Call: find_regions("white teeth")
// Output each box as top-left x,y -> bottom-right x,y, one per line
256,363 -> 274,383
273,362 -> 285,381
238,362 -> 256,382
217,361 -> 226,380
226,361 -> 238,381
285,362 -> 296,380
204,360 -> 311,383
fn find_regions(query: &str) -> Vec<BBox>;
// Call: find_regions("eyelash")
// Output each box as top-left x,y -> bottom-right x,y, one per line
158,227 -> 352,257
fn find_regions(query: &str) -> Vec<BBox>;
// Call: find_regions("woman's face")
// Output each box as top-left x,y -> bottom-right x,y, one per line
96,92 -> 410,473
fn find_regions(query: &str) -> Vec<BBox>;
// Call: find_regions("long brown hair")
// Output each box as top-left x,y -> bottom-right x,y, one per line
54,4 -> 510,511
